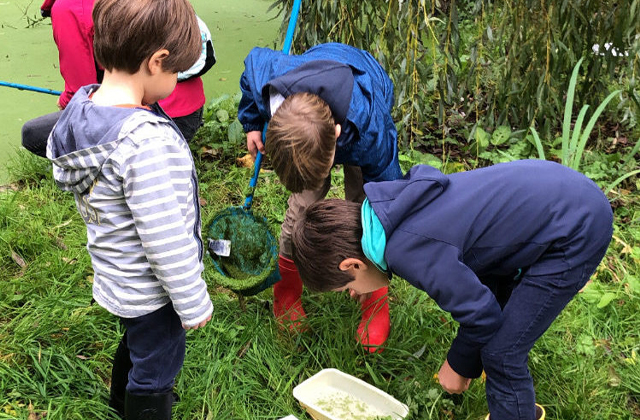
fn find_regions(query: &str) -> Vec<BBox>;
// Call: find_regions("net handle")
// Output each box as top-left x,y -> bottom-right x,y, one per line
243,0 -> 303,210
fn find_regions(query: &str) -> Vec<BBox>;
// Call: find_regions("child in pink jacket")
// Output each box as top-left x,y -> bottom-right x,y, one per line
22,0 -> 213,157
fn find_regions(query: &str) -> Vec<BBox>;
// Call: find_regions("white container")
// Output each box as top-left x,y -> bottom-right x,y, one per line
293,368 -> 409,420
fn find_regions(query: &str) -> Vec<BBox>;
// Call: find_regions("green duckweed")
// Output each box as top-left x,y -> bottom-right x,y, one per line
207,207 -> 278,294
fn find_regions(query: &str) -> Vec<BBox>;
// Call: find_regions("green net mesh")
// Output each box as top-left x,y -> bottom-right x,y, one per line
207,207 -> 278,295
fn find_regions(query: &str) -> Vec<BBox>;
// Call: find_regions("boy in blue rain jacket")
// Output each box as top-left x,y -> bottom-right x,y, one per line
238,43 -> 403,350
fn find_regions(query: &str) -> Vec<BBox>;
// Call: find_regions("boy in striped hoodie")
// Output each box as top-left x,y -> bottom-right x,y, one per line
46,0 -> 212,418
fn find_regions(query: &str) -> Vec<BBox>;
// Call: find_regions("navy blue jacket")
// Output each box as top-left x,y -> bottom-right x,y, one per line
365,160 -> 613,378
238,43 -> 402,183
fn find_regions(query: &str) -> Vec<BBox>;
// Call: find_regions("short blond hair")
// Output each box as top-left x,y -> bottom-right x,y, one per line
266,93 -> 336,193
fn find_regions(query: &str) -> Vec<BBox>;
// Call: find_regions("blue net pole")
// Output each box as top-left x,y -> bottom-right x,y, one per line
0,80 -> 62,96
244,0 -> 303,210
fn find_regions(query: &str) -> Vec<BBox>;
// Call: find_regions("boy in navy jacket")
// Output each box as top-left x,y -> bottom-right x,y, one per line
238,43 -> 403,350
291,160 -> 613,420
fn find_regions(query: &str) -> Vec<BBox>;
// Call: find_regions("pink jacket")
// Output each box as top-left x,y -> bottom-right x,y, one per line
49,0 -> 96,109
159,77 -> 205,118
42,0 -> 205,116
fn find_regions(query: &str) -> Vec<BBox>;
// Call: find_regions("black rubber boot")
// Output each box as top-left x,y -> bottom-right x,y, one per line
125,391 -> 173,420
108,335 -> 132,419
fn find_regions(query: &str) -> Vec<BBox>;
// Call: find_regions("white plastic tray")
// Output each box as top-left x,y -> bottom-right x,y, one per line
293,368 -> 409,420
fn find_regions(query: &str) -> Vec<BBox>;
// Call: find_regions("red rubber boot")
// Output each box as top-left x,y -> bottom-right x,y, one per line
356,287 -> 390,353
273,255 -> 307,331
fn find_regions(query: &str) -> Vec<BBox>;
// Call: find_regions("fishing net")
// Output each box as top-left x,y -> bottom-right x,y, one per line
207,207 -> 278,296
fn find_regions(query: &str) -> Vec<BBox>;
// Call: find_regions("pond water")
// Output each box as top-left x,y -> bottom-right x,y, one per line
0,0 -> 280,183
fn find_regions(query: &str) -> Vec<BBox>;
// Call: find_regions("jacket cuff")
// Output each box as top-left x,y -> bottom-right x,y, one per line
446,334 -> 484,379
180,299 -> 213,328
242,123 -> 263,133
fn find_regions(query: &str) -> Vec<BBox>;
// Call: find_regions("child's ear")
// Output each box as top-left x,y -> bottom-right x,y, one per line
339,257 -> 366,273
334,124 -> 341,139
147,49 -> 170,75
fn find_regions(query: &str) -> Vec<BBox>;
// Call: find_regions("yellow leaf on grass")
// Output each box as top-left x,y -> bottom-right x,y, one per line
612,235 -> 633,254
28,403 -> 36,420
236,153 -> 254,168
3,405 -> 17,416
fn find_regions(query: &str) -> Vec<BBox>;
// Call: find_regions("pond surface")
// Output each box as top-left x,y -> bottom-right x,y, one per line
0,0 -> 280,183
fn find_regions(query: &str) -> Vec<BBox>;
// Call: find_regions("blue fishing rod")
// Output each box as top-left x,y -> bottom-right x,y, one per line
243,0 -> 302,210
0,80 -> 62,96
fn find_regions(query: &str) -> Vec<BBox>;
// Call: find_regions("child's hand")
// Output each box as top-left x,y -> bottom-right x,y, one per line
438,359 -> 471,394
246,130 -> 265,158
182,315 -> 212,330
347,289 -> 372,304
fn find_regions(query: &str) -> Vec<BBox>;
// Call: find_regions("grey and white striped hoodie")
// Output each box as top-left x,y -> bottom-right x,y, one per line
47,85 -> 213,327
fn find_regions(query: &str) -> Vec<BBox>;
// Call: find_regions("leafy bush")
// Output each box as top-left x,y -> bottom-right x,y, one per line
191,92 -> 246,166
271,0 -> 639,150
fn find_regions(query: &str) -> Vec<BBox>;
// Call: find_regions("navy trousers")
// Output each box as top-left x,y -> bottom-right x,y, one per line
21,111 -> 61,158
480,236 -> 611,420
120,303 -> 186,394
172,107 -> 203,143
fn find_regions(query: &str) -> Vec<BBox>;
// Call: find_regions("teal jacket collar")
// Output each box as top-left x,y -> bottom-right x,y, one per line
361,198 -> 388,272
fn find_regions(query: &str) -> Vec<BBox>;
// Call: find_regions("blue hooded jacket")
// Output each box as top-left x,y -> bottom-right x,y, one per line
238,42 -> 402,183
364,160 -> 613,378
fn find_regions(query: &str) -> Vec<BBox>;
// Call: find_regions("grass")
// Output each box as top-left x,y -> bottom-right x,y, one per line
1,149 -> 639,420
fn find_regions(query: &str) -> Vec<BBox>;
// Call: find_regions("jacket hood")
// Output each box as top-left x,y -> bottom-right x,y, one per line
47,85 -> 164,195
265,60 -> 353,125
238,42 -> 402,183
364,165 -> 449,235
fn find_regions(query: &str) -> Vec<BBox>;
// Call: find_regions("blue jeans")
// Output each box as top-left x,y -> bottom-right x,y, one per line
480,240 -> 610,420
120,303 -> 186,394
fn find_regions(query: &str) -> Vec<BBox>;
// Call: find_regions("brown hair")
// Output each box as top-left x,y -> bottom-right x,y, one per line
266,93 -> 337,193
93,0 -> 201,74
291,199 -> 366,292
